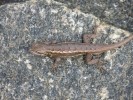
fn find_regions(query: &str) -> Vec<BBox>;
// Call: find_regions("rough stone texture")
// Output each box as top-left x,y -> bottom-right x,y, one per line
0,0 -> 133,100
0,0 -> 28,5
55,0 -> 133,32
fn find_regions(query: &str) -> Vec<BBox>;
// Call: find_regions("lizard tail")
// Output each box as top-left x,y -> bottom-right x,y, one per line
93,35 -> 133,53
106,35 -> 133,50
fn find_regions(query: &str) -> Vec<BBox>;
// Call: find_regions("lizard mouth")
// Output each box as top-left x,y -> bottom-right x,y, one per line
29,49 -> 37,55
29,48 -> 47,56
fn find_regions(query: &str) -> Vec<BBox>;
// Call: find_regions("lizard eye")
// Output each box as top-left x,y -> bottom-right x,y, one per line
33,43 -> 39,47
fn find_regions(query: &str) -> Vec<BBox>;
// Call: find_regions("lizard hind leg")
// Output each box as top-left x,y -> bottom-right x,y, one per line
85,53 -> 107,73
82,34 -> 98,43
83,25 -> 100,43
83,25 -> 102,64
85,54 -> 100,64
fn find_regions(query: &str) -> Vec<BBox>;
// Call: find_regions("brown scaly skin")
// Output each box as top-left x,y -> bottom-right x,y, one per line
30,33 -> 133,71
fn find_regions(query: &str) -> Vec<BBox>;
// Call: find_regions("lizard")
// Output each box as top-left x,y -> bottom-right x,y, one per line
30,31 -> 133,71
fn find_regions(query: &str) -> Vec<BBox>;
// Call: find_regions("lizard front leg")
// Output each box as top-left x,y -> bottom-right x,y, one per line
51,57 -> 61,72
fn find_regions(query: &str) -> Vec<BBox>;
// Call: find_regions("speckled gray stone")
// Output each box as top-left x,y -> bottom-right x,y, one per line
55,0 -> 133,32
0,0 -> 133,100
0,0 -> 28,5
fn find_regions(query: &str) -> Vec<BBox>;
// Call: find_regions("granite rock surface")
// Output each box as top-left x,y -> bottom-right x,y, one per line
0,0 -> 133,99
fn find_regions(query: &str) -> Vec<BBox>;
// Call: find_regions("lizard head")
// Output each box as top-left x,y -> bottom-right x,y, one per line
29,43 -> 50,56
